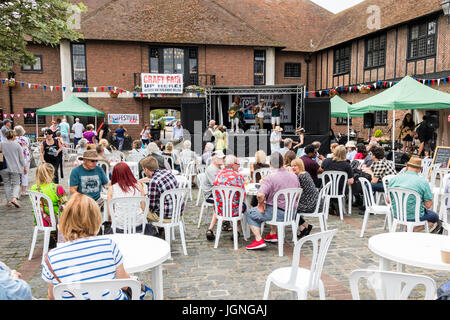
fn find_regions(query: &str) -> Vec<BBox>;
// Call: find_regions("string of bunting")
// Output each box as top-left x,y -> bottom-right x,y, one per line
305,76 -> 450,97
1,78 -> 199,98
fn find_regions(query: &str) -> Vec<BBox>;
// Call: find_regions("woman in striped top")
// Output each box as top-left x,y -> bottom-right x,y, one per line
41,193 -> 131,300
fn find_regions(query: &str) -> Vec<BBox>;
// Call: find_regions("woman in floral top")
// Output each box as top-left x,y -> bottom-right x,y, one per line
30,163 -> 68,246
14,126 -> 31,197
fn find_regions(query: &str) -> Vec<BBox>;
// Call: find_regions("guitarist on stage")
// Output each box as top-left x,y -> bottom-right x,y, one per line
253,98 -> 265,130
399,113 -> 415,153
229,102 -> 241,133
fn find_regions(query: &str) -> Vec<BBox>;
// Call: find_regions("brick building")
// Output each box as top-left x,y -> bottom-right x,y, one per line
0,0 -> 448,146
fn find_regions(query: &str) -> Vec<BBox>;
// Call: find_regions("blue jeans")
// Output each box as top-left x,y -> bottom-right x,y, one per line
117,137 -> 124,151
371,182 -> 385,193
74,137 -> 82,146
419,209 -> 440,223
246,204 -> 285,228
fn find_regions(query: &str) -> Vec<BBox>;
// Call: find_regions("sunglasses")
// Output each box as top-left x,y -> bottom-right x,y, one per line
87,160 -> 98,163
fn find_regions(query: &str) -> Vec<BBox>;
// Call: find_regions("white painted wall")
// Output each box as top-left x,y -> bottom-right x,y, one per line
59,40 -> 72,100
266,48 -> 275,85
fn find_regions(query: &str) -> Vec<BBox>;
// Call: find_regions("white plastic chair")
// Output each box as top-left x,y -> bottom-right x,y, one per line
28,191 -> 58,263
195,164 -> 207,206
252,167 -> 271,183
321,171 -> 348,220
298,182 -> 331,233
420,157 -> 433,179
175,175 -> 189,189
181,160 -> 195,201
381,174 -> 396,227
53,279 -> 142,300
349,269 -> 436,300
387,187 -> 429,233
126,152 -> 144,163
162,154 -> 175,170
261,188 -> 303,257
263,229 -> 338,300
196,173 -> 214,228
439,193 -> 450,235
97,161 -> 110,178
358,177 -> 391,237
431,170 -> 450,212
211,186 -> 248,250
108,197 -> 149,234
152,188 -> 189,256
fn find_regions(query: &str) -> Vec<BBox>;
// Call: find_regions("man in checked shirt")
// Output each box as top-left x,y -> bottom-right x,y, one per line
361,146 -> 397,193
139,156 -> 181,228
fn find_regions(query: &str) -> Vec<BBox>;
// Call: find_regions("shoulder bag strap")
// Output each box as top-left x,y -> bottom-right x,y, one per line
45,253 -> 75,298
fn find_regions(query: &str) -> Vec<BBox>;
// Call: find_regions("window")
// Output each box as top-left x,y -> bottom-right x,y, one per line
254,50 -> 265,85
336,117 -> 352,126
284,62 -> 301,78
334,45 -> 351,75
23,108 -> 46,125
163,48 -> 184,74
374,111 -> 388,125
21,55 -> 43,72
71,43 -> 87,87
365,34 -> 386,68
150,48 -> 159,73
408,20 -> 437,59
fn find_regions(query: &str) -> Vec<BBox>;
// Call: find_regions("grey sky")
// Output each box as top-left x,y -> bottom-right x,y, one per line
310,0 -> 365,14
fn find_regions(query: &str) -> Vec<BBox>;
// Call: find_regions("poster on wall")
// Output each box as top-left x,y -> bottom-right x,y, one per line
229,94 -> 292,123
108,114 -> 139,125
141,73 -> 183,94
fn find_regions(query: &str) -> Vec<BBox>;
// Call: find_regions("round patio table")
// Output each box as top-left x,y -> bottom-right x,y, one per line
101,233 -> 170,300
368,232 -> 450,272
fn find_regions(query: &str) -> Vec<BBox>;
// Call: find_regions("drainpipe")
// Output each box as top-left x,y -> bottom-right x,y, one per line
8,71 -> 15,126
304,53 -> 312,93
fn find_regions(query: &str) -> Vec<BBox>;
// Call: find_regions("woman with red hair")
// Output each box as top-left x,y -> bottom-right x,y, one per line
106,162 -> 151,234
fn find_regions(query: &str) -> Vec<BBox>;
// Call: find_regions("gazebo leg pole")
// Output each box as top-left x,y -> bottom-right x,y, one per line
392,109 -> 396,167
347,113 -> 350,142
35,114 -> 38,143
95,116 -> 97,132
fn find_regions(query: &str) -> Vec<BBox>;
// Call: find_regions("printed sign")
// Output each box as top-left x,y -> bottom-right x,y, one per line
141,73 -> 183,94
108,114 -> 139,125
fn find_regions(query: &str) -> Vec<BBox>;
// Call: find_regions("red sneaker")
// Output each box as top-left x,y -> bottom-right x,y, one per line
263,233 -> 278,243
245,239 -> 267,250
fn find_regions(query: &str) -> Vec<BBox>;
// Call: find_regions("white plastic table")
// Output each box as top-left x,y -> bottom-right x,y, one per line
101,233 -> 171,300
369,232 -> 450,272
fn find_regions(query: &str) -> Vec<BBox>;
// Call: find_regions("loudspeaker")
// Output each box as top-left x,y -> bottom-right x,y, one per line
425,111 -> 439,129
363,113 -> 375,128
304,98 -> 330,135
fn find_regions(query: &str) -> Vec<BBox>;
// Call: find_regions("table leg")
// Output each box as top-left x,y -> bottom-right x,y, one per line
378,257 -> 391,271
151,265 -> 164,300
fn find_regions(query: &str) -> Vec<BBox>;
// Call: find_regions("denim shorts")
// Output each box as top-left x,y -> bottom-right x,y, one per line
246,204 -> 285,228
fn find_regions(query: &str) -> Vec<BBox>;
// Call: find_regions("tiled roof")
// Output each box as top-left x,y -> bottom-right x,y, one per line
315,0 -> 443,50
77,0 -> 284,48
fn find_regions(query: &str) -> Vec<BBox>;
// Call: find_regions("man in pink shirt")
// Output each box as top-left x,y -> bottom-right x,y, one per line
245,152 -> 300,250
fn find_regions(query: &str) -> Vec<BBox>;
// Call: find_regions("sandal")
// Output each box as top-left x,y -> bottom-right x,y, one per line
221,222 -> 232,232
206,229 -> 215,241
10,200 -> 21,208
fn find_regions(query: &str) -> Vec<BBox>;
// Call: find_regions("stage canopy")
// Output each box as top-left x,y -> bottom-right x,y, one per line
330,95 -> 364,118
349,75 -> 450,113
36,95 -> 105,117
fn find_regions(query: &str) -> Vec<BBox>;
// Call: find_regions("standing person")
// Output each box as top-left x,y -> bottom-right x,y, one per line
140,124 -> 151,146
1,119 -> 12,142
214,125 -> 227,152
270,125 -> 284,155
203,120 -> 216,143
58,118 -> 70,145
0,130 -> 26,208
172,120 -> 184,147
270,98 -> 283,129
399,113 -> 415,153
415,116 -> 434,158
113,124 -> 127,151
97,123 -> 110,143
254,98 -> 265,130
42,193 -> 131,300
49,120 -> 59,138
14,125 -> 31,197
228,102 -> 241,133
83,124 -> 97,145
245,152 -> 300,250
40,129 -> 63,183
71,118 -> 84,147
293,127 -> 305,157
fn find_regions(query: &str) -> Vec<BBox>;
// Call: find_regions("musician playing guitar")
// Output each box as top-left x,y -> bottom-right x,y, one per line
270,98 -> 284,129
253,98 -> 265,129
399,113 -> 415,153
228,96 -> 255,133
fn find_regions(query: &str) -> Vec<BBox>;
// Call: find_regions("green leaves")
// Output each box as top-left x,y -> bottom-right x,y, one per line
0,0 -> 86,73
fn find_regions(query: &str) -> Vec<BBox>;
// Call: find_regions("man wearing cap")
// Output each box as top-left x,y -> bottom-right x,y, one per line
72,118 -> 84,147
388,156 -> 441,232
270,125 -> 284,154
69,150 -> 109,206
346,140 -> 357,161
1,119 -> 12,142
254,99 -> 265,130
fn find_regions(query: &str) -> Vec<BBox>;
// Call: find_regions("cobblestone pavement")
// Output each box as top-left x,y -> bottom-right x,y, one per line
0,162 -> 448,300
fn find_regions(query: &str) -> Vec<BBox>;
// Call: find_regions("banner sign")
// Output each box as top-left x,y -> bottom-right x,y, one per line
108,114 -> 139,125
141,73 -> 183,94
229,94 -> 292,124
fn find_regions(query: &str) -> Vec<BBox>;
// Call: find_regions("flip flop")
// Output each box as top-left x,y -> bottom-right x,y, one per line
11,200 -> 21,208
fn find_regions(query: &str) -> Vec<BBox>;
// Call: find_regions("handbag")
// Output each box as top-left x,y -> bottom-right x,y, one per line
29,156 -> 37,169
0,153 -> 5,170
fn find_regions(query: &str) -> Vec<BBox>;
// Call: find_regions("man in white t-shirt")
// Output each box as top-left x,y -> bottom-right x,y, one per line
254,99 -> 265,130
270,126 -> 284,155
72,118 -> 84,146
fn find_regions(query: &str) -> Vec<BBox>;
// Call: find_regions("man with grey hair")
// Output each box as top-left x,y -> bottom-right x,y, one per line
245,152 -> 300,250
72,118 -> 84,146
279,138 -> 293,157
206,154 -> 246,241
138,142 -> 166,178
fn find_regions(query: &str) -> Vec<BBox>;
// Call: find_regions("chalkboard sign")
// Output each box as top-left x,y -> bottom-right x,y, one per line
431,146 -> 450,168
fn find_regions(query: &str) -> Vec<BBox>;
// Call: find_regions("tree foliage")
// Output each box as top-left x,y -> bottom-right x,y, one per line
0,0 -> 86,73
